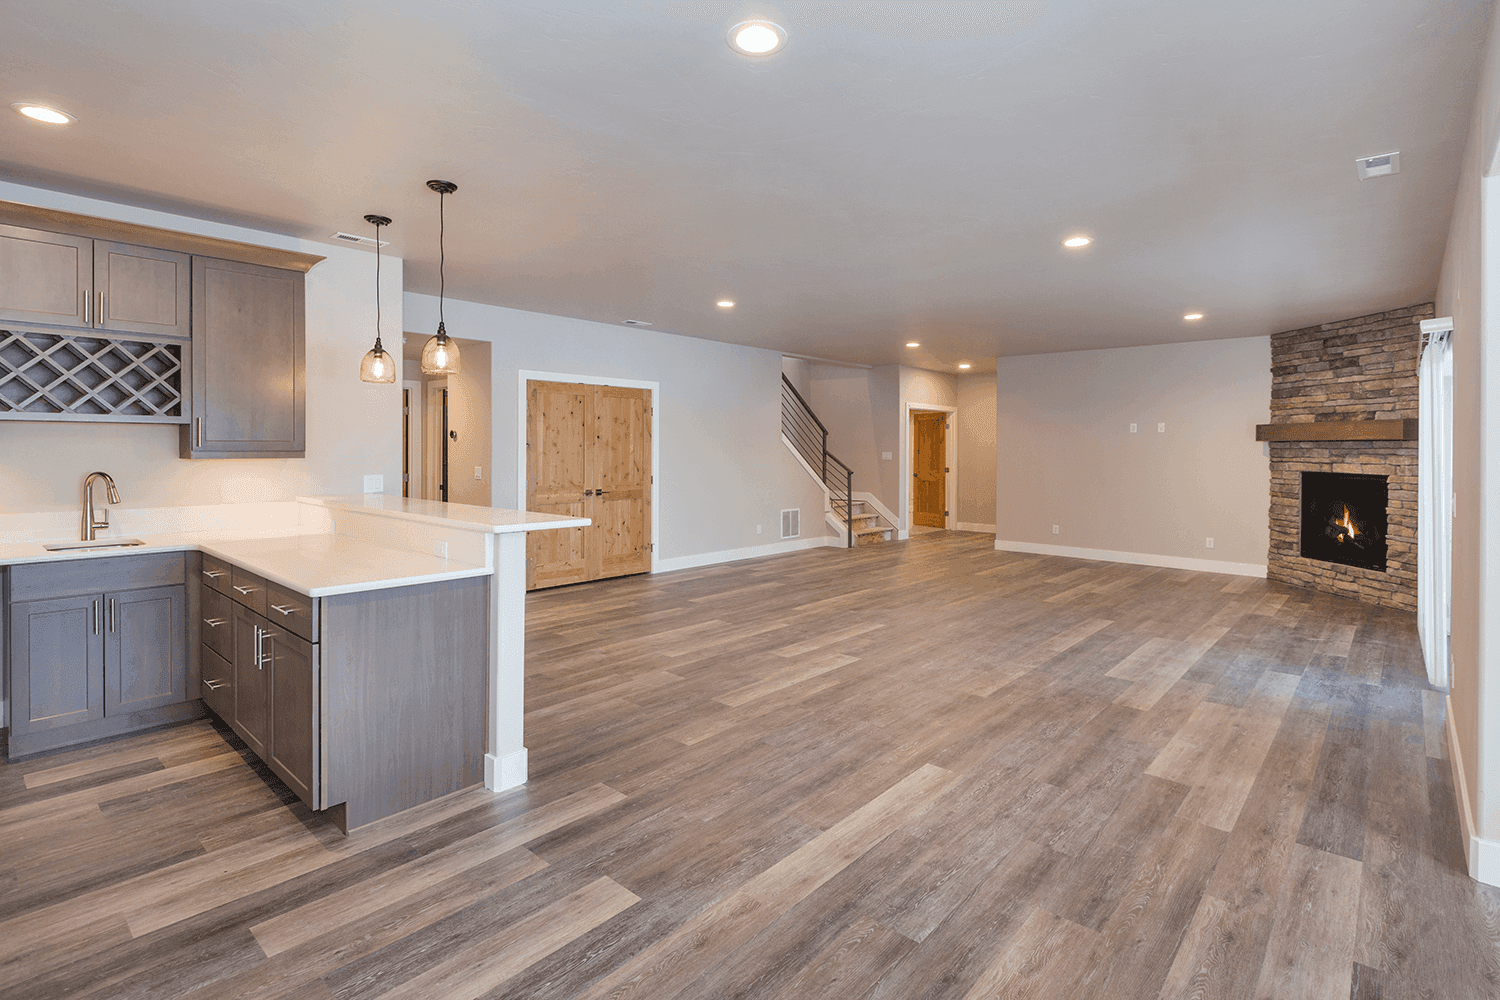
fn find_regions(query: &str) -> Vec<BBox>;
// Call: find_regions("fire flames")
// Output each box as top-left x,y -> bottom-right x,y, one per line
1332,504 -> 1360,543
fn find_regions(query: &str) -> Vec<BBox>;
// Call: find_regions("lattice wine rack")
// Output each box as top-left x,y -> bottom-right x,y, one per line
0,328 -> 185,422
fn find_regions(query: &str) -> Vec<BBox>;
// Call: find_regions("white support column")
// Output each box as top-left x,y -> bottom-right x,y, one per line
485,530 -> 529,791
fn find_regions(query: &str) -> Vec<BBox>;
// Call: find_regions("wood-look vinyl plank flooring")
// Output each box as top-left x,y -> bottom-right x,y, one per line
3,530 -> 1498,999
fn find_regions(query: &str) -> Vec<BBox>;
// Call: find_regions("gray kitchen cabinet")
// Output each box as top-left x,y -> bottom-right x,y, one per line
229,599 -> 271,759
264,621 -> 317,805
0,223 -> 93,330
8,594 -> 104,735
93,240 -> 192,340
181,256 -> 305,459
5,554 -> 195,757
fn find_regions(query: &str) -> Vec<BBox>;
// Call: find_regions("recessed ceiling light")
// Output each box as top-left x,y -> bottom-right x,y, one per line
958,363 -> 972,369
1183,313 -> 1204,321
1062,236 -> 1092,248
728,20 -> 787,56
13,103 -> 73,125
717,300 -> 735,308
906,342 -> 920,348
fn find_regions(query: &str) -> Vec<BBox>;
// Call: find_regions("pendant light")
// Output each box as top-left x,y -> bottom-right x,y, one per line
358,214 -> 397,383
420,179 -> 462,375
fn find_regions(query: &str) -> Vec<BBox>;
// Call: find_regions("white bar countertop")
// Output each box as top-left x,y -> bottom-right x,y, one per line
0,498 -> 589,597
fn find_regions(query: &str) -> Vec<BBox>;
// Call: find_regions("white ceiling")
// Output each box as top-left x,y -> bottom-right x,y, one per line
1,0 -> 1491,373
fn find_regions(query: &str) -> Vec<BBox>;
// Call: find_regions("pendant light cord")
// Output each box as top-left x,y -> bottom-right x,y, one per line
373,220 -> 382,351
438,190 -> 446,333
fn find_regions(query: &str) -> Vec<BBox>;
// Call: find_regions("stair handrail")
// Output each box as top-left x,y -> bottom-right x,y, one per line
782,374 -> 854,547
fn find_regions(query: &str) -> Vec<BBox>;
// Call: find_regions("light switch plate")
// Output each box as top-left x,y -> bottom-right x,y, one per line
1129,423 -> 1137,434
474,466 -> 483,480
1157,423 -> 1166,433
363,474 -> 383,493
882,451 -> 893,461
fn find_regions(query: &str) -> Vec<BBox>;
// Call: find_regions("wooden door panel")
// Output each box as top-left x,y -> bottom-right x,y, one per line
9,595 -> 103,734
593,386 -> 651,491
529,502 -> 589,589
592,495 -> 651,578
95,241 -> 191,339
527,381 -> 590,590
913,411 -> 946,529
0,225 -> 92,329
105,585 -> 186,715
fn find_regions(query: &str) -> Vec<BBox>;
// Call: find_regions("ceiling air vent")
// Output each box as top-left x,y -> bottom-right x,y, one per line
1356,152 -> 1400,181
330,232 -> 390,246
620,319 -> 653,327
781,508 -> 800,539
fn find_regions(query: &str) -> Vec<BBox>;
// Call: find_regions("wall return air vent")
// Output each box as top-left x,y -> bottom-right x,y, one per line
781,508 -> 800,539
1356,152 -> 1400,180
330,232 -> 389,247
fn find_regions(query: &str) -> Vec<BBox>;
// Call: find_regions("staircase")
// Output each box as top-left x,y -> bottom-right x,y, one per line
781,375 -> 897,547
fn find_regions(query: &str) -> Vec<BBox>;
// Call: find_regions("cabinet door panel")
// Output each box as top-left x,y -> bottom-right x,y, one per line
0,224 -> 91,329
265,624 -> 318,805
231,602 -> 270,757
94,241 -> 190,339
188,256 -> 304,456
9,595 -> 103,734
105,585 -> 186,715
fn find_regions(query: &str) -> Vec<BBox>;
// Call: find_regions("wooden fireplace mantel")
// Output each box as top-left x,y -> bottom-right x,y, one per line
1254,418 -> 1417,442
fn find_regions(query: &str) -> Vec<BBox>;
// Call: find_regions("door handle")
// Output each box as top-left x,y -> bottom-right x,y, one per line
233,584 -> 257,595
97,291 -> 105,325
92,599 -> 100,636
270,604 -> 296,617
83,290 -> 90,325
584,490 -> 594,496
195,417 -> 203,448
203,617 -> 227,629
108,597 -> 115,633
204,679 -> 227,690
253,626 -> 265,669
595,489 -> 610,496
202,569 -> 224,580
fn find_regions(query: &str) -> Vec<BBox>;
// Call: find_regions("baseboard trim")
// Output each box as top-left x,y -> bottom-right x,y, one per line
656,535 -> 837,573
1444,697 -> 1487,882
992,538 -> 1267,577
485,748 -> 528,792
956,522 -> 997,534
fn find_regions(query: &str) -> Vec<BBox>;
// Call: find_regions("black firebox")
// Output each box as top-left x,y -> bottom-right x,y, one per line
1299,471 -> 1388,572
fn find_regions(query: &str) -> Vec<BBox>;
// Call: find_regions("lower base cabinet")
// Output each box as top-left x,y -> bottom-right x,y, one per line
197,562 -> 487,833
5,555 -> 197,757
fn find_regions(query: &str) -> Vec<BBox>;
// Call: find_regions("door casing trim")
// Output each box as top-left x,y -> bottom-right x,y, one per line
518,370 -> 662,575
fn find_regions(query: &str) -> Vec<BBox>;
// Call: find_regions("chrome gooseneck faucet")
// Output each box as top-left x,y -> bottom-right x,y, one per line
82,471 -> 121,541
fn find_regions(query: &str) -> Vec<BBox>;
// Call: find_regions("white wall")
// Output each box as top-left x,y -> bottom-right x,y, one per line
807,363 -> 884,503
404,292 -> 827,564
1435,0 -> 1500,879
956,373 -> 998,529
994,337 -> 1271,571
0,181 -> 403,514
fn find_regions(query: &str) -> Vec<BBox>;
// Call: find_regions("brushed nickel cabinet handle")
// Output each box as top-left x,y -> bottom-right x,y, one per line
233,584 -> 257,595
203,617 -> 227,628
204,679 -> 227,690
253,625 -> 265,669
92,599 -> 100,635
98,291 -> 105,324
82,291 -> 89,325
202,569 -> 224,579
195,417 -> 203,448
270,604 -> 296,617
108,597 -> 115,633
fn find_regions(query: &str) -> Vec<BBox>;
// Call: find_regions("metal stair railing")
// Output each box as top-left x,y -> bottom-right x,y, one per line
781,374 -> 853,548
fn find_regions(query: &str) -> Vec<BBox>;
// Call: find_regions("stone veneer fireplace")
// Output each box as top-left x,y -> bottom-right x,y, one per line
1261,304 -> 1429,612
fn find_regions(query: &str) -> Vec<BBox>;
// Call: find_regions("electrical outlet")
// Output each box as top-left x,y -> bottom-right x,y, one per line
474,466 -> 483,480
1157,423 -> 1166,433
434,540 -> 449,559
1129,423 -> 1137,434
1052,524 -> 1060,535
1206,537 -> 1215,549
756,524 -> 762,535
363,474 -> 383,493
882,451 -> 892,461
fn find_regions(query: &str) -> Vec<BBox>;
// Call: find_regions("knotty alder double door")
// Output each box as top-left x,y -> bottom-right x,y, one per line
527,380 -> 652,590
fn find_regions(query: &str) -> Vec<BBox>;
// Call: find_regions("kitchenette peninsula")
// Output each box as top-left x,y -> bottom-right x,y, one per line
0,495 -> 587,832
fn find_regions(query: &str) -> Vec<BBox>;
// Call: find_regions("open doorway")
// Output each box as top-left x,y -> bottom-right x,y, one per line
905,405 -> 958,532
402,336 -> 492,504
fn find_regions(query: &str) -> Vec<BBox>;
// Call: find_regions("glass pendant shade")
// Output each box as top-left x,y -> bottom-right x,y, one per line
420,322 -> 461,375
360,340 -> 396,382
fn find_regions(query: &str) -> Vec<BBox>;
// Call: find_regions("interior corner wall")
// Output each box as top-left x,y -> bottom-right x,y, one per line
956,374 -> 998,528
1436,0 -> 1500,872
781,356 -> 812,398
994,337 -> 1271,568
446,339 -> 492,507
806,364 -> 885,506
403,292 -> 826,563
0,180 -> 403,514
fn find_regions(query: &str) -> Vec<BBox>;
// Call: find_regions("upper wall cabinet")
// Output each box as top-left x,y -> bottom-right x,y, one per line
0,224 -> 93,330
95,240 -> 191,340
181,257 -> 306,459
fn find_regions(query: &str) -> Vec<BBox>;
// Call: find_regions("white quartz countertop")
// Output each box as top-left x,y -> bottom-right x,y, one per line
300,495 -> 590,533
0,530 -> 490,597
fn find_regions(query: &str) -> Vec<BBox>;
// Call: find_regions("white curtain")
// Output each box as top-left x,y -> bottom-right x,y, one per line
1418,327 -> 1454,688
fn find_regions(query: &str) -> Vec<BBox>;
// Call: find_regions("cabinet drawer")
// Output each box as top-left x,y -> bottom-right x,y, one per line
200,644 -> 233,720
264,581 -> 317,643
201,585 -> 232,661
12,552 -> 185,602
200,553 -> 231,594
229,565 -> 268,617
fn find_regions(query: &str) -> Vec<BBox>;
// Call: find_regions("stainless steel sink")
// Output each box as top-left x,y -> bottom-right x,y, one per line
42,538 -> 146,552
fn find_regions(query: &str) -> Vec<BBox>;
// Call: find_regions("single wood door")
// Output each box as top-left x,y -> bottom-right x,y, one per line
104,584 -> 186,715
232,601 -> 270,758
424,380 -> 448,501
94,240 -> 191,340
8,594 -> 104,735
186,256 -> 305,458
0,224 -> 92,330
527,380 -> 652,589
265,622 -> 318,806
912,410 -> 947,529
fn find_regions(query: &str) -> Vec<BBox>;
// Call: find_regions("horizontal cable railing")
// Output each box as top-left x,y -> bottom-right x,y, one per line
782,374 -> 853,547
